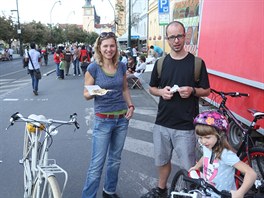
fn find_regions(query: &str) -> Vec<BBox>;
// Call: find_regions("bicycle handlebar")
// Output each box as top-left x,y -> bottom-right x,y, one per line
6,112 -> 80,130
183,175 -> 232,198
211,88 -> 249,97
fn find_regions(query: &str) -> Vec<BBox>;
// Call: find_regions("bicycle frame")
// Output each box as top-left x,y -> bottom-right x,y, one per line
22,122 -> 68,198
211,89 -> 258,166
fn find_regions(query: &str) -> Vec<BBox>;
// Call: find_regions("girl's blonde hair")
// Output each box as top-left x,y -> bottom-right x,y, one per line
93,35 -> 119,67
195,124 -> 236,159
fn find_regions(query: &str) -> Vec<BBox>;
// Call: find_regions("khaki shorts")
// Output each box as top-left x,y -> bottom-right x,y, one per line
153,124 -> 196,170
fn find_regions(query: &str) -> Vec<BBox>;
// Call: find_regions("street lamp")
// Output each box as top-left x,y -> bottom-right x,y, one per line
11,0 -> 23,56
50,0 -> 61,26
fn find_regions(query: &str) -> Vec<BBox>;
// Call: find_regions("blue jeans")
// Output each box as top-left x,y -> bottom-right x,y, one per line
29,69 -> 39,91
82,116 -> 129,198
73,59 -> 80,75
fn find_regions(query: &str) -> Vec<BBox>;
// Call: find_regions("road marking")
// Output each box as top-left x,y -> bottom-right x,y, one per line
3,98 -> 19,101
129,119 -> 154,132
124,136 -> 154,158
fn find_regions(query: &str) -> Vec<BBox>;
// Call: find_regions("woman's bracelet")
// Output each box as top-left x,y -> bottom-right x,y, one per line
128,104 -> 135,110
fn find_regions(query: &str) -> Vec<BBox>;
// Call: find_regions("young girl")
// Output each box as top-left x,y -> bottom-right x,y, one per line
190,110 -> 257,198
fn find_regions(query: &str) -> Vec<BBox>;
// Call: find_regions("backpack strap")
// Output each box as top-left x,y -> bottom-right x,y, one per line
157,56 -> 165,79
157,55 -> 202,82
194,56 -> 202,82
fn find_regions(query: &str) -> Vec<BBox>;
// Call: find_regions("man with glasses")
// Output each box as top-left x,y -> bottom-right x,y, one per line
141,21 -> 210,198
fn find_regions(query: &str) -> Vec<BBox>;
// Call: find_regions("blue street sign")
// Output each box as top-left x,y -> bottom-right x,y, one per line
158,0 -> 170,14
158,0 -> 170,25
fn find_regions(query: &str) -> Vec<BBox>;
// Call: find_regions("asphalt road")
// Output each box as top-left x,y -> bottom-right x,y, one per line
0,57 -> 181,198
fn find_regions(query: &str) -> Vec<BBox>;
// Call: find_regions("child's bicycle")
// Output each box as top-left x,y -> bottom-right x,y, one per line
206,89 -> 264,196
6,112 -> 79,198
169,169 -> 232,198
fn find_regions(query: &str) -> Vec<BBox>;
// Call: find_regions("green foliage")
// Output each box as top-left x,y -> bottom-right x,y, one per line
0,17 -> 98,47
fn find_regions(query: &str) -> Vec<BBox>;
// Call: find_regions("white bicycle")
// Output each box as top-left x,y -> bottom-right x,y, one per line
6,112 -> 79,198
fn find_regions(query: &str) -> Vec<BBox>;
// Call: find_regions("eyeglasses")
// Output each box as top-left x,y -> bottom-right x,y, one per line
167,34 -> 185,42
99,32 -> 116,39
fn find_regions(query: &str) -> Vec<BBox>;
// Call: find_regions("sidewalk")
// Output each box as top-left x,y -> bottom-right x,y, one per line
140,63 -> 159,103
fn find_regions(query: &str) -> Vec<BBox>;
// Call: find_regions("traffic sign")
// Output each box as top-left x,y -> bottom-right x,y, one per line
158,0 -> 170,14
158,0 -> 170,25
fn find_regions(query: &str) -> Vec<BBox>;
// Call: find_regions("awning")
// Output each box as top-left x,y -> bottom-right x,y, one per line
117,30 -> 147,42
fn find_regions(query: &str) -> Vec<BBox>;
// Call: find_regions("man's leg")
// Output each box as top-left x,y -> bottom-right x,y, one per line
158,162 -> 171,189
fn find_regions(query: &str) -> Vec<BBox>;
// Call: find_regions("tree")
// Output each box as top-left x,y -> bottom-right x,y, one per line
0,16 -> 16,46
86,32 -> 99,45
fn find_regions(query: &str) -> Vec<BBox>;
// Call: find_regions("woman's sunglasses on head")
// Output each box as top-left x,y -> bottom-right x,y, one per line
99,32 -> 116,39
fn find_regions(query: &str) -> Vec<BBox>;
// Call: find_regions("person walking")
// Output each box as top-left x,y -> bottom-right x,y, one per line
82,32 -> 134,198
25,42 -> 41,96
191,110 -> 256,198
72,44 -> 81,76
140,21 -> 210,198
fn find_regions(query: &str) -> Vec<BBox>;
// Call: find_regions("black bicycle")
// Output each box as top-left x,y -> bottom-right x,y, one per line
210,88 -> 264,196
170,169 -> 232,198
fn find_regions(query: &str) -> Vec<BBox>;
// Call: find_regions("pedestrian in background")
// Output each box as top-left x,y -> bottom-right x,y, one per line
82,31 -> 134,198
150,45 -> 163,57
25,42 -> 41,96
72,45 -> 81,76
79,45 -> 90,76
141,21 -> 210,198
80,55 -> 89,76
53,49 -> 64,79
126,55 -> 136,75
63,46 -> 72,76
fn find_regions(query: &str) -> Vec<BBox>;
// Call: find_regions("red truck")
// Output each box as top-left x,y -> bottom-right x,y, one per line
196,0 -> 264,148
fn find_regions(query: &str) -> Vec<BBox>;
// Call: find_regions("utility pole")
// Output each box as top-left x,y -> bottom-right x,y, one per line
15,0 -> 23,56
127,0 -> 131,51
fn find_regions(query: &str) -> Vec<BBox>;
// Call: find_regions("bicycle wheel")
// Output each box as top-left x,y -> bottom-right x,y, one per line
228,120 -> 244,150
236,147 -> 264,193
169,169 -> 191,197
32,175 -> 61,198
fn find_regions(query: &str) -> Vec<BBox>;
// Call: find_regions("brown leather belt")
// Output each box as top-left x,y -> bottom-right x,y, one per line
95,113 -> 126,119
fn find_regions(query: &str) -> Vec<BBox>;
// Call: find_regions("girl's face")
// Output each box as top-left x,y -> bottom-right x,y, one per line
99,38 -> 117,60
198,134 -> 218,150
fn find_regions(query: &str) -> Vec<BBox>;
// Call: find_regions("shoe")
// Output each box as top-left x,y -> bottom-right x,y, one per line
78,74 -> 81,76
140,187 -> 167,198
73,74 -> 76,76
33,90 -> 38,96
102,191 -> 120,198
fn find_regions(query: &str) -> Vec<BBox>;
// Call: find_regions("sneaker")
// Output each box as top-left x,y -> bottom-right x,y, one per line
73,74 -> 76,76
140,187 -> 167,198
102,191 -> 120,198
78,74 -> 81,76
33,90 -> 38,96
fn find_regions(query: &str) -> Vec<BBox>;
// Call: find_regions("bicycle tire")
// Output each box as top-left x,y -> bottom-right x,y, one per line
228,120 -> 244,150
32,175 -> 61,198
169,169 -> 191,197
236,147 -> 264,193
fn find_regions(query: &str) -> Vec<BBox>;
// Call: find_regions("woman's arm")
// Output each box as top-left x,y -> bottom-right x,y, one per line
83,71 -> 95,100
123,75 -> 134,119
